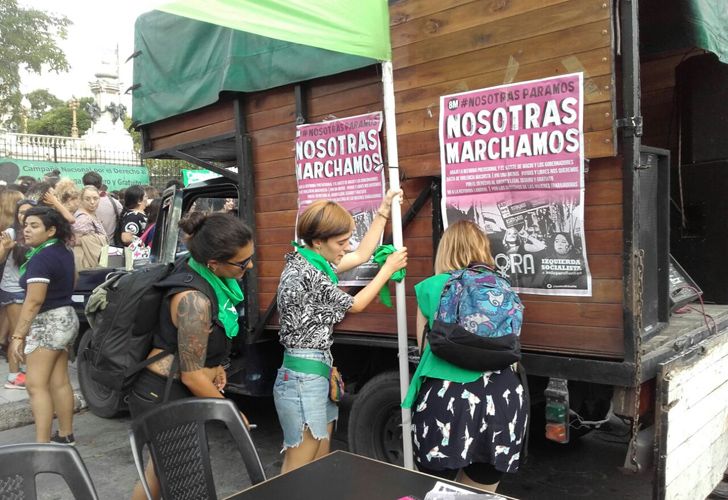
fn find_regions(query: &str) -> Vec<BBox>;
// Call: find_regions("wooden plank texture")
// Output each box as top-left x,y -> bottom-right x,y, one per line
144,0 -> 624,358
658,329 -> 728,499
391,0 -> 569,48
392,0 -> 610,69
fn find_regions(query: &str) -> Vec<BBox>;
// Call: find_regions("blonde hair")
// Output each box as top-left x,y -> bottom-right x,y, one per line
0,188 -> 22,231
297,200 -> 354,246
435,220 -> 495,274
54,178 -> 80,208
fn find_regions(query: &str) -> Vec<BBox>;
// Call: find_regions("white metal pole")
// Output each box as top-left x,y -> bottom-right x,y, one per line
381,60 -> 414,470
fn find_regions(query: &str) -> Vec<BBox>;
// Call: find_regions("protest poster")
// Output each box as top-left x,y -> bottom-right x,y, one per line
295,112 -> 385,285
439,73 -> 592,296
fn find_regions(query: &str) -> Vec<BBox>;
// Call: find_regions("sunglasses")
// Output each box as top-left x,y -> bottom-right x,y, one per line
226,254 -> 254,270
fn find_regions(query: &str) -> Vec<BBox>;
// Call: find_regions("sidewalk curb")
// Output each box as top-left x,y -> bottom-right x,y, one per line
0,391 -> 87,432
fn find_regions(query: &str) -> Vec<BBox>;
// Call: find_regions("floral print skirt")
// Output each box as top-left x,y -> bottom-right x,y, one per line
411,366 -> 528,474
24,306 -> 79,355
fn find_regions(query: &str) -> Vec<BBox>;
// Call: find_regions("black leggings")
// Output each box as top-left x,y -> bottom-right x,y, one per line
417,462 -> 504,486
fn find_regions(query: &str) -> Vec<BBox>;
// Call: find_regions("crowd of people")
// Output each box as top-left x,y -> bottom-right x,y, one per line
0,171 -> 181,441
0,170 -> 527,496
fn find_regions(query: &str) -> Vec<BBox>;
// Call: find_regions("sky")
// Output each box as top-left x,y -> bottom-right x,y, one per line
18,0 -> 165,106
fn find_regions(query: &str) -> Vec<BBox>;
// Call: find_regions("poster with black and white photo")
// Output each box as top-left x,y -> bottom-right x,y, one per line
294,112 -> 385,286
439,73 -> 592,296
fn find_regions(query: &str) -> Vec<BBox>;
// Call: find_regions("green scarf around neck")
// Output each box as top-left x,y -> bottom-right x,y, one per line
292,241 -> 339,284
19,238 -> 59,277
187,257 -> 244,339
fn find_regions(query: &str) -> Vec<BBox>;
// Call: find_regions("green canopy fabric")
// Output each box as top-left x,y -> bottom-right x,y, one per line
640,0 -> 728,63
157,0 -> 391,61
132,0 -> 390,125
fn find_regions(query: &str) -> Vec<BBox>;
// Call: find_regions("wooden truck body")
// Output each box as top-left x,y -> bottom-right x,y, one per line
78,1 -> 728,497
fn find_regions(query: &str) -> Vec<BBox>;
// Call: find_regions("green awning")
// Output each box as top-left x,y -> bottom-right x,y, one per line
132,0 -> 390,126
640,0 -> 728,63
157,0 -> 391,61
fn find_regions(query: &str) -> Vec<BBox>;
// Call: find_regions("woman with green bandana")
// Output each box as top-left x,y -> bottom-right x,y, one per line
275,189 -> 408,474
9,207 -> 78,444
128,211 -> 254,500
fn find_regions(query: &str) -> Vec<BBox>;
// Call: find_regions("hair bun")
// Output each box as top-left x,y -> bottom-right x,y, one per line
178,211 -> 208,235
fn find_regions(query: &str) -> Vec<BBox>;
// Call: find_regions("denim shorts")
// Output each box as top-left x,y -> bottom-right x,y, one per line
0,289 -> 24,307
273,348 -> 338,451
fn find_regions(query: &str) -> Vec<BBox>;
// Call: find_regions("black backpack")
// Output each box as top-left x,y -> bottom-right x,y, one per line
82,259 -> 215,392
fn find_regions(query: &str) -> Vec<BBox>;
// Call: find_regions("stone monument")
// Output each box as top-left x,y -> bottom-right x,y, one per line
82,45 -> 134,151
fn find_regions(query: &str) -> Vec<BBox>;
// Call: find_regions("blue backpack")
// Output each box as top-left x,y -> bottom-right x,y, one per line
428,264 -> 524,371
437,264 -> 524,338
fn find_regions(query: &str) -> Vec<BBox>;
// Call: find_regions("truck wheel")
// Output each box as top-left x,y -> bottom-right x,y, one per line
347,371 -> 404,466
77,329 -> 125,418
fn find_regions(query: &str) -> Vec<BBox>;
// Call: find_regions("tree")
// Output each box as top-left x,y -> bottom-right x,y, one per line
0,0 -> 70,129
26,89 -> 64,119
25,94 -> 93,137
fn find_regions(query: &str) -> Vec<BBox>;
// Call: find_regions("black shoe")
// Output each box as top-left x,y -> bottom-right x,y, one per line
50,432 -> 75,446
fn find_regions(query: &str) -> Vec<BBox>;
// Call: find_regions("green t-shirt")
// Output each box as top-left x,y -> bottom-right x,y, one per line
401,273 -> 483,409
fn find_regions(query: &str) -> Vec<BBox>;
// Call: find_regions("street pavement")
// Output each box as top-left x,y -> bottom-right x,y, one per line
0,356 -> 85,432
0,359 -> 653,499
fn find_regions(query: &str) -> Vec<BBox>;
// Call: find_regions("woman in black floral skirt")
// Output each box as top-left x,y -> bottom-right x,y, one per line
403,220 -> 528,493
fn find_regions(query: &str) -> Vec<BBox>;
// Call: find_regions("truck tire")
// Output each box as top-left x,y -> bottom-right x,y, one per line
77,329 -> 125,418
347,371 -> 404,465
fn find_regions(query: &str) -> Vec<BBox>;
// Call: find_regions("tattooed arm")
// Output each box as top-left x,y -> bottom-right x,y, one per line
170,290 -> 225,399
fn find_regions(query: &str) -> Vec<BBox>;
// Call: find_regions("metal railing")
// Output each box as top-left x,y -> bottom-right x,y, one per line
0,132 -> 140,165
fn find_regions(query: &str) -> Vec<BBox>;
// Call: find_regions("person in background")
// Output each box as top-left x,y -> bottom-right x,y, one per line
42,169 -> 61,187
165,179 -> 183,191
140,198 -> 161,248
9,207 -> 78,444
26,182 -> 75,224
129,212 -> 254,500
0,189 -> 23,380
274,190 -> 407,473
0,187 -> 22,234
82,171 -> 122,245
15,177 -> 37,195
72,186 -> 108,271
117,185 -> 148,246
53,179 -> 81,214
403,220 -> 528,493
0,199 -> 35,389
143,185 -> 159,201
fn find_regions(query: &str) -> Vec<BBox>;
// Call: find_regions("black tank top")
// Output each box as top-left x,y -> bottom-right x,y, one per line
152,260 -> 232,367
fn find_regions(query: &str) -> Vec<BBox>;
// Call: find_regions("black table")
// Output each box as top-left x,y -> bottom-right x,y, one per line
227,451 -> 512,499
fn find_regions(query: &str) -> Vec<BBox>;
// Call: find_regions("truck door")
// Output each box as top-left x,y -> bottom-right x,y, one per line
655,325 -> 728,499
153,187 -> 184,264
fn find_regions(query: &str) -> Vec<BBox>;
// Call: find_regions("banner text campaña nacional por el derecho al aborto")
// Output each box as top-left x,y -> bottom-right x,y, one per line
440,73 -> 592,296
0,158 -> 149,191
295,112 -> 385,286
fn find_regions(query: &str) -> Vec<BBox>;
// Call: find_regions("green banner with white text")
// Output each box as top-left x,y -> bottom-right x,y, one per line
0,158 -> 149,191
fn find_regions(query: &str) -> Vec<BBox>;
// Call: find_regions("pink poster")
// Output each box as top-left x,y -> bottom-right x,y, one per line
439,73 -> 592,296
295,112 -> 385,285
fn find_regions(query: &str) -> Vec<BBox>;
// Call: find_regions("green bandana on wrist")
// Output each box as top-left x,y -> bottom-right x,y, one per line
187,257 -> 244,339
19,238 -> 59,277
372,244 -> 406,308
292,241 -> 339,284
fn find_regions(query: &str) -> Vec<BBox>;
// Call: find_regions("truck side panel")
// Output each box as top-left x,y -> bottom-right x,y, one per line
144,0 -> 623,358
